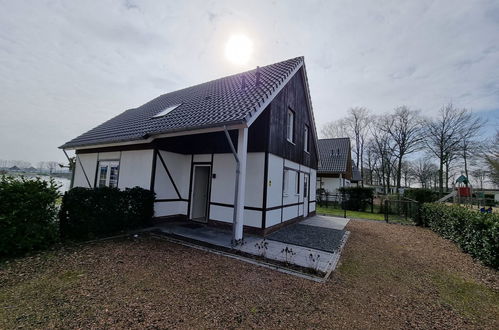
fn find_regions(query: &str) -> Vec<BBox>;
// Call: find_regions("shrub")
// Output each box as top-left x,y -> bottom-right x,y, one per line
338,187 -> 374,211
421,203 -> 499,269
59,186 -> 155,241
0,176 -> 60,257
404,188 -> 440,203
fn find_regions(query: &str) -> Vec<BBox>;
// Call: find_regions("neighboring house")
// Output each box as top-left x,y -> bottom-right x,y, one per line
316,138 -> 355,196
61,57 -> 319,241
350,163 -> 362,186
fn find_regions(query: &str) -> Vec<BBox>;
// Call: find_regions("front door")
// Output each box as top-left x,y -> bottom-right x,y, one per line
190,165 -> 211,222
303,173 -> 309,216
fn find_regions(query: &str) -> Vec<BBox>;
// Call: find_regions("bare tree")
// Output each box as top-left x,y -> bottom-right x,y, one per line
321,118 -> 349,138
471,168 -> 488,190
379,106 -> 423,194
424,104 -> 480,195
410,158 -> 437,188
485,131 -> 499,186
370,116 -> 395,194
346,107 -> 371,186
46,161 -> 59,175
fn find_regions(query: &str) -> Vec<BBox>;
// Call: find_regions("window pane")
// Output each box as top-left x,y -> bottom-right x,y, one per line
109,165 -> 119,188
283,170 -> 288,193
304,126 -> 309,151
295,172 -> 299,194
287,110 -> 294,142
98,165 -> 108,187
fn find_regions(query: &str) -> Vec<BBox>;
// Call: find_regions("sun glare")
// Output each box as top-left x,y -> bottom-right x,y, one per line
225,34 -> 253,65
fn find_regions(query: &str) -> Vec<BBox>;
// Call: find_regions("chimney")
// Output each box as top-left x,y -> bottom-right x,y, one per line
255,66 -> 261,87
241,75 -> 247,90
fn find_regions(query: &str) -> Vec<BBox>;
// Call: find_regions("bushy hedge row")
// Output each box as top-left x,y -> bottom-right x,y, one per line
338,187 -> 374,211
59,186 -> 155,240
421,203 -> 498,269
0,176 -> 60,257
404,188 -> 440,203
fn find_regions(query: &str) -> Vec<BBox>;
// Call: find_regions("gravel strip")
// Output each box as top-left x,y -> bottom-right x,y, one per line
266,223 -> 346,253
0,221 -> 497,329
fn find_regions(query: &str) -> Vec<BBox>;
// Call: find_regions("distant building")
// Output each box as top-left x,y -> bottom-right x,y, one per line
316,138 -> 362,195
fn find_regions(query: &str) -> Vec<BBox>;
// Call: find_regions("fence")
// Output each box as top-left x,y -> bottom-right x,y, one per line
383,199 -> 421,224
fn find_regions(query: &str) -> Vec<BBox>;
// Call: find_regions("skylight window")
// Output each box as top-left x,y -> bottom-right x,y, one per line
152,104 -> 182,118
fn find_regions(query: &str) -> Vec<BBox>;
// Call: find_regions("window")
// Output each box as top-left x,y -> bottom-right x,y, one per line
97,161 -> 120,187
287,108 -> 295,143
152,103 -> 182,118
304,125 -> 309,152
283,169 -> 289,195
295,171 -> 300,195
304,175 -> 308,198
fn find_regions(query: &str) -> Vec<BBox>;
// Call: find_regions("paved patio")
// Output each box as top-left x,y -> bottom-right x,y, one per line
151,215 -> 350,279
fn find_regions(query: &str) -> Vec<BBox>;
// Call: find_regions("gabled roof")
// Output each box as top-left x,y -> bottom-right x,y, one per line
317,138 -> 351,174
61,57 -> 311,149
351,162 -> 362,182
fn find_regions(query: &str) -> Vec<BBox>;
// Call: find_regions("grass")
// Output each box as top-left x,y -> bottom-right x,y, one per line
431,272 -> 499,320
317,205 -> 386,221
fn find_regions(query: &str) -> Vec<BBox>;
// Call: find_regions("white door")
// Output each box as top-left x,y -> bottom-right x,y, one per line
303,173 -> 309,216
190,165 -> 211,222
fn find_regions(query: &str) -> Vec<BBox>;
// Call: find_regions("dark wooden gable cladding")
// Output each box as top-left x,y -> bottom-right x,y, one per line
267,68 -> 318,169
152,108 -> 270,154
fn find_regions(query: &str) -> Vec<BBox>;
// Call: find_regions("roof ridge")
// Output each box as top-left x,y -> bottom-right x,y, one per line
141,57 -> 304,106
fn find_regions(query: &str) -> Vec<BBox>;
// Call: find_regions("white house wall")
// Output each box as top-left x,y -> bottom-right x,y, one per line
153,150 -> 191,217
71,148 -> 317,230
318,177 -> 351,195
209,152 -> 264,228
309,169 -> 317,212
264,154 -> 316,228
118,150 -> 153,190
73,153 -> 98,188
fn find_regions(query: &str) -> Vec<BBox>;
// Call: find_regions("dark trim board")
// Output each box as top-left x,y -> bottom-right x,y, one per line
209,201 -> 301,212
76,143 -> 153,154
150,149 -> 158,192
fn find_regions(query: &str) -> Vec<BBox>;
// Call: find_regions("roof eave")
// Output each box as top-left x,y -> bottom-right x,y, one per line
60,120 -> 247,150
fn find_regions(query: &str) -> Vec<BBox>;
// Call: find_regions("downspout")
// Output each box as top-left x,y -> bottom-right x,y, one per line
223,126 -> 241,245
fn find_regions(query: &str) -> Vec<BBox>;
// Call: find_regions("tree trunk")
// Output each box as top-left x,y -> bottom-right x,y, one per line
396,156 -> 402,196
445,161 -> 450,192
463,150 -> 468,178
439,156 -> 444,196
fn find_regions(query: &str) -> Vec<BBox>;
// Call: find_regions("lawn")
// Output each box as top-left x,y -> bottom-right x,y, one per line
1,221 -> 498,329
317,205 -> 386,221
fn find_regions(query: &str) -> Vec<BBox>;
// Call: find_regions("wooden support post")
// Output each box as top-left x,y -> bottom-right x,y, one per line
233,127 -> 248,242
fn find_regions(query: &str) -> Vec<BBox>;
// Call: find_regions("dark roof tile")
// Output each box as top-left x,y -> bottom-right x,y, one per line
318,138 -> 350,174
61,57 -> 304,148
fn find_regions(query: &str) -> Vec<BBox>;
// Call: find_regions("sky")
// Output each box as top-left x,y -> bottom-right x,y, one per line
0,0 -> 498,164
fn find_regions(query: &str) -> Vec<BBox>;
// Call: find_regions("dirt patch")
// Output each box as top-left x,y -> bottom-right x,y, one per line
0,221 -> 497,329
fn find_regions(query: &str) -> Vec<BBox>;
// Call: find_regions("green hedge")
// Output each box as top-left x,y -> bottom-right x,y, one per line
338,187 -> 374,211
421,203 -> 499,269
59,186 -> 155,241
0,176 -> 60,257
404,188 -> 440,203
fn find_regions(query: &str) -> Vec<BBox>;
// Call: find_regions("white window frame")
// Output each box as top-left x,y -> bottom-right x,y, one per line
295,171 -> 300,195
152,103 -> 182,118
304,125 -> 309,152
283,169 -> 289,196
287,108 -> 295,143
97,160 -> 120,188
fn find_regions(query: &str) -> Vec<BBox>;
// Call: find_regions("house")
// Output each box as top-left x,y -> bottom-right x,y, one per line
60,57 -> 319,242
316,138 -> 361,197
350,163 -> 363,186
